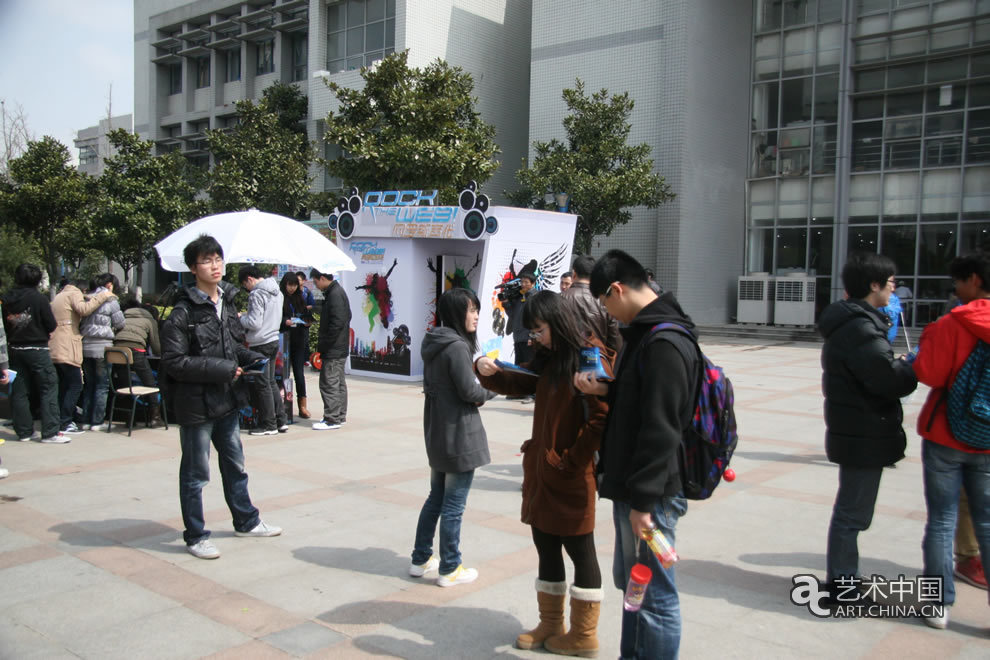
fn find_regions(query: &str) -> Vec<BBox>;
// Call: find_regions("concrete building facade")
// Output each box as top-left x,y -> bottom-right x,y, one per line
74,114 -> 134,177
134,0 -> 531,202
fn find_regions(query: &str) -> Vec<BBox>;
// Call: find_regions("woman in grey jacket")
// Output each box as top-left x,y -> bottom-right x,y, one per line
409,288 -> 493,587
80,274 -> 125,430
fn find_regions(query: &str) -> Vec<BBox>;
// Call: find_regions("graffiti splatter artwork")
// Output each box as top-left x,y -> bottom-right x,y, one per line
355,258 -> 399,331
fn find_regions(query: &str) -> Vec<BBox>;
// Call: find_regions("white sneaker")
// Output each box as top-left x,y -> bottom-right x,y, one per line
79,424 -> 91,431
187,539 -> 220,559
38,433 -> 70,444
248,428 -> 278,436
17,432 -> 39,442
312,420 -> 341,430
924,605 -> 950,629
0,467 -> 9,479
436,565 -> 478,587
234,520 -> 282,537
409,555 -> 440,577
93,422 -> 111,432
278,424 -> 289,433
62,422 -> 85,435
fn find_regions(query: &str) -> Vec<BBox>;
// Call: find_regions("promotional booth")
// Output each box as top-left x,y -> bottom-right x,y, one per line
329,185 -> 578,380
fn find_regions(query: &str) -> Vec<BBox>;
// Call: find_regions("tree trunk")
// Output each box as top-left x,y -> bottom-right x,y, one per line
134,260 -> 144,302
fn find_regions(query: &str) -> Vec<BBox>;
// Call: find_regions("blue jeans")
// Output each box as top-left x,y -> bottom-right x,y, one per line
178,410 -> 260,545
613,497 -> 688,660
81,357 -> 110,425
826,465 -> 884,583
922,439 -> 990,606
412,469 -> 475,575
55,363 -> 83,429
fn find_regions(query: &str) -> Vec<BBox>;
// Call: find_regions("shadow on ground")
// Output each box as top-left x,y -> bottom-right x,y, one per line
317,599 -> 524,658
294,545 -> 419,579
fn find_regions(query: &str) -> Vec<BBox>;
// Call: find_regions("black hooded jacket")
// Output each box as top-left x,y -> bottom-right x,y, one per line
1,285 -> 57,347
598,293 -> 699,512
818,299 -> 917,468
161,282 -> 263,426
317,280 -> 351,359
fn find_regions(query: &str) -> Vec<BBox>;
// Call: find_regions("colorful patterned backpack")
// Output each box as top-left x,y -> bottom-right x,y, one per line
946,340 -> 990,449
647,323 -> 739,500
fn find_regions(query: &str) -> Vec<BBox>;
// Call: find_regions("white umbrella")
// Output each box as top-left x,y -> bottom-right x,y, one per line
154,209 -> 356,273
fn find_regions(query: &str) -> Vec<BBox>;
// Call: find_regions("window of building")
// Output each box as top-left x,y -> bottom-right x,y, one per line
292,34 -> 307,81
257,39 -> 275,75
168,62 -> 182,95
195,56 -> 210,88
79,145 -> 97,165
327,0 -> 396,73
225,49 -> 241,82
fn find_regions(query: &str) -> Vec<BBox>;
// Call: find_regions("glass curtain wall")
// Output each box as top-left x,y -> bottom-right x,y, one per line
748,0 -> 990,324
751,0 -> 842,316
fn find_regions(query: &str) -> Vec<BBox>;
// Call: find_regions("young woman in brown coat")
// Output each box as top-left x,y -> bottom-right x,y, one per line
476,290 -> 613,658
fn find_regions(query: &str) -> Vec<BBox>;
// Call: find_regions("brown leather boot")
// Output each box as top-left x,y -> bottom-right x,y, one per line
297,396 -> 311,419
544,586 -> 602,658
516,579 -> 567,649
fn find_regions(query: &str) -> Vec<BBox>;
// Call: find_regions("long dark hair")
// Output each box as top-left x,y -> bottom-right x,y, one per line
437,287 -> 480,352
522,290 -> 586,383
280,272 -> 307,318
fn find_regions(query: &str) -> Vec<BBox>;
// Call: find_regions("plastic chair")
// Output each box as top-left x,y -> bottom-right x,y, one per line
104,347 -> 168,436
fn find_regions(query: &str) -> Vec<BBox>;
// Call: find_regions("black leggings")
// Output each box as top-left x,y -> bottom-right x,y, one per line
531,526 -> 601,588
287,329 -> 308,397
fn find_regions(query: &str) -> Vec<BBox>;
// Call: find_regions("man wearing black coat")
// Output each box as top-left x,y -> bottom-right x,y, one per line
161,235 -> 282,560
310,269 -> 352,430
818,251 -> 917,597
575,250 -> 697,659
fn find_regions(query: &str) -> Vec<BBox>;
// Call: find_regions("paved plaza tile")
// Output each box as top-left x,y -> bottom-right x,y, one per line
1,340 -> 988,658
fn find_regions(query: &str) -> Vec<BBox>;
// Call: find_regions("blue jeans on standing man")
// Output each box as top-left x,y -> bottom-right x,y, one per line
613,496 -> 688,660
81,356 -> 111,425
922,439 -> 990,607
412,468 -> 475,575
178,410 -> 260,546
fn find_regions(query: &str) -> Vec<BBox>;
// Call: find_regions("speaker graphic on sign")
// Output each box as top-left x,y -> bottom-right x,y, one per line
328,187 -> 362,239
458,181 -> 498,241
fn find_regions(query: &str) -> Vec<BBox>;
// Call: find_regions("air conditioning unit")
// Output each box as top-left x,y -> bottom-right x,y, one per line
774,274 -> 816,326
737,274 -> 774,324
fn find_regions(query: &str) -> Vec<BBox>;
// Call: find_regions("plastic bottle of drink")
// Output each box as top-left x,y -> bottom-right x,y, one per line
623,563 -> 653,612
642,527 -> 679,569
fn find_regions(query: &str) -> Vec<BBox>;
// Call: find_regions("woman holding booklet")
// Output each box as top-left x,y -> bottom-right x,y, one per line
476,290 -> 614,657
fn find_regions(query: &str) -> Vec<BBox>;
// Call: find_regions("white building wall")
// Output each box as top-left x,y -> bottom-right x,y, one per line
529,0 -> 750,323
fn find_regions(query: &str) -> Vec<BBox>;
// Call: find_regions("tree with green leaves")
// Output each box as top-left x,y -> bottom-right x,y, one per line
322,51 -> 499,202
0,136 -> 92,297
88,129 -> 204,300
206,87 -> 315,218
509,80 -> 674,253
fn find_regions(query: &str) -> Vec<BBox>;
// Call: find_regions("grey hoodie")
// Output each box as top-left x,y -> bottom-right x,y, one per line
239,277 -> 283,346
421,327 -> 493,473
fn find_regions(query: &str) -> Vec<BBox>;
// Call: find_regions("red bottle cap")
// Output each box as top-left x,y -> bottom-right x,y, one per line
630,562 -> 653,584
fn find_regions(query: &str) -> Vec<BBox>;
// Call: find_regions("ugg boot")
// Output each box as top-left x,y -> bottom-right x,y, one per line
297,396 -> 311,419
515,579 -> 567,649
544,585 -> 603,658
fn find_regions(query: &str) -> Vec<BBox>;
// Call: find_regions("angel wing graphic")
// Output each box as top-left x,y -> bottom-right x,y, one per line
534,244 -> 569,291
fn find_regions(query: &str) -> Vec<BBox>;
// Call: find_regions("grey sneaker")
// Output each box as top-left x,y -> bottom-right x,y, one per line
62,422 -> 85,435
278,424 -> 289,433
17,432 -> 39,442
39,433 -> 70,444
248,428 -> 278,436
234,520 -> 282,537
187,539 -> 220,559
79,423 -> 92,431
312,420 -> 341,430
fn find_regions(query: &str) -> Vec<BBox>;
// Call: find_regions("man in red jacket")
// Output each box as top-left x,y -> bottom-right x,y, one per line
913,251 -> 990,629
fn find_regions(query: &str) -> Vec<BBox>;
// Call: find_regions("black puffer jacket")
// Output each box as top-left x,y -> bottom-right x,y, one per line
598,294 -> 698,512
317,280 -> 351,359
818,299 -> 918,468
161,282 -> 263,426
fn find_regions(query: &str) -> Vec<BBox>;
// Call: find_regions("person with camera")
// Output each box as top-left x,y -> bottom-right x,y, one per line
501,266 -> 537,402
